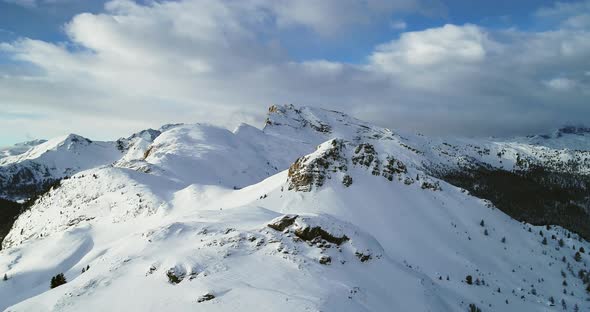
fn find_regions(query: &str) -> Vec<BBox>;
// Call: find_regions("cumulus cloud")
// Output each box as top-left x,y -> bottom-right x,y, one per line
0,0 -> 589,144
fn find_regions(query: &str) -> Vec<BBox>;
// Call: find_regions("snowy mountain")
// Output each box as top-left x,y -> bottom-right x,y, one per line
1,105 -> 590,311
0,140 -> 47,160
0,135 -> 122,201
517,126 -> 590,151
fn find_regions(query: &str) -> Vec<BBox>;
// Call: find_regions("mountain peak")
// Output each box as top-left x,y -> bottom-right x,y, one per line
518,125 -> 590,150
263,104 -> 396,143
556,125 -> 590,137
264,104 -> 333,134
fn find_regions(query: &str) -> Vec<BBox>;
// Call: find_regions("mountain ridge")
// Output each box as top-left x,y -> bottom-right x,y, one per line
1,104 -> 590,311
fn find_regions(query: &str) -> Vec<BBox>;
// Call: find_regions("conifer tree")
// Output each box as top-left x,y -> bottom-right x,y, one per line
50,273 -> 67,289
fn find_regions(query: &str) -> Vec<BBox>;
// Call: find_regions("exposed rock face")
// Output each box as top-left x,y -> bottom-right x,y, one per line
293,223 -> 349,246
287,140 -> 419,192
267,214 -> 298,231
352,143 -> 380,176
197,293 -> 215,303
287,140 -> 347,192
166,267 -> 186,284
266,214 -> 382,264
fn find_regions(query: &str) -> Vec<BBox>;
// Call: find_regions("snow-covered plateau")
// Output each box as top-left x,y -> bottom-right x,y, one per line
1,105 -> 590,311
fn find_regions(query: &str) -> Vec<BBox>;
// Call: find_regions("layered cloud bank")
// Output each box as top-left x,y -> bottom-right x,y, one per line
1,0 -> 589,142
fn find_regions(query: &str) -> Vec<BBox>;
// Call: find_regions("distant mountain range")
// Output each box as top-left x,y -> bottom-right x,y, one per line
0,105 -> 589,311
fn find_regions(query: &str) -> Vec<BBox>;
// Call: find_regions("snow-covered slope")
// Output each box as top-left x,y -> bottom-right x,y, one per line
0,135 -> 123,201
516,126 -> 590,151
1,105 -> 590,311
0,140 -> 47,160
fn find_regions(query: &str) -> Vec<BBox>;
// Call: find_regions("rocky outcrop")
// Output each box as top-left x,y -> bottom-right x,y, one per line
287,140 -> 420,192
287,140 -> 347,192
266,214 -> 382,264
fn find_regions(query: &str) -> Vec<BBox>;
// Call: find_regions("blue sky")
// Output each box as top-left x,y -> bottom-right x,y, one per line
0,0 -> 589,146
0,0 -> 558,63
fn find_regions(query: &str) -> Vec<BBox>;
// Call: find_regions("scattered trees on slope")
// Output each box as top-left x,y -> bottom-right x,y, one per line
50,273 -> 67,289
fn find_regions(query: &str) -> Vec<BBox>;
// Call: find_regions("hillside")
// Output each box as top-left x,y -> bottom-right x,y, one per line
1,105 -> 590,311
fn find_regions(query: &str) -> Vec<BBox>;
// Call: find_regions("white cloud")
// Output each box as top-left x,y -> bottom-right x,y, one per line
390,20 -> 407,30
370,24 -> 490,69
536,0 -> 590,29
0,0 -> 589,143
544,77 -> 577,91
261,0 -> 431,35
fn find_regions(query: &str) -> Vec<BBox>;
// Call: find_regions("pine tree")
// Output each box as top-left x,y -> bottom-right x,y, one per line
501,237 -> 506,243
2,273 -> 7,281
82,267 -> 86,273
468,303 -> 482,312
575,252 -> 582,262
580,247 -> 585,253
465,275 -> 473,285
484,229 -> 489,236
50,273 -> 67,289
549,296 -> 555,305
480,220 -> 485,227
542,237 -> 548,245
559,238 -> 565,247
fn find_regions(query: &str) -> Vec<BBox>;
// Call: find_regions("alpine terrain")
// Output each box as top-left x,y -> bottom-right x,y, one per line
1,104 -> 590,312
